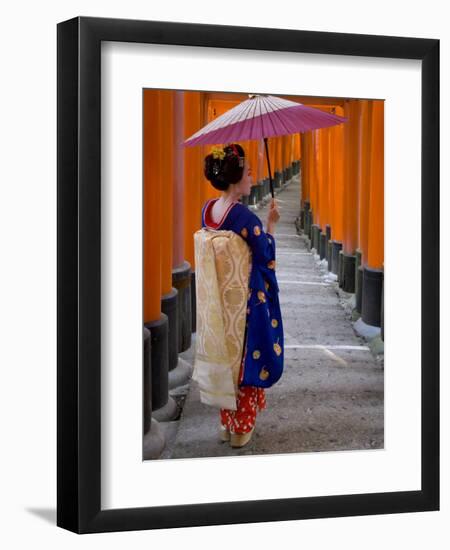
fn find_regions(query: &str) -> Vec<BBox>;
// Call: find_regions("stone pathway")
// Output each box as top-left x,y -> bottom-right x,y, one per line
157,174 -> 384,460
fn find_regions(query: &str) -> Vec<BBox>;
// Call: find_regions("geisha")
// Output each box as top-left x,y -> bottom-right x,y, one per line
194,142 -> 284,448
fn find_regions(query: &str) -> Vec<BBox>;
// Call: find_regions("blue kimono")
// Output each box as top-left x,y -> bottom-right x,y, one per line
201,198 -> 284,388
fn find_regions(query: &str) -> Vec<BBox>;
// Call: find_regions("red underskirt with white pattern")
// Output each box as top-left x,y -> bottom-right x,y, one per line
219,357 -> 266,434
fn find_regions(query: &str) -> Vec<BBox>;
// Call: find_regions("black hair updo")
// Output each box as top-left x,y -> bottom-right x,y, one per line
204,143 -> 245,191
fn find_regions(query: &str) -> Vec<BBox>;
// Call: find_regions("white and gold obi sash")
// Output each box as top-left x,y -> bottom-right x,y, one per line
193,228 -> 252,410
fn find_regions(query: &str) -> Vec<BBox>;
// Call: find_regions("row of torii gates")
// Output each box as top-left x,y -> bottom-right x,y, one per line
142,89 -> 384,459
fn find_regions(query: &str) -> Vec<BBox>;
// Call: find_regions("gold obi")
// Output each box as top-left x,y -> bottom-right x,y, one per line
193,228 -> 252,410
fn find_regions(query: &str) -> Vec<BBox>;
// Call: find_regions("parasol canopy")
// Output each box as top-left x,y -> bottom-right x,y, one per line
183,94 -> 347,197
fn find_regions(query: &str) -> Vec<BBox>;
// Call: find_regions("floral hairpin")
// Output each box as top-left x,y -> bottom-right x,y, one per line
211,145 -> 225,160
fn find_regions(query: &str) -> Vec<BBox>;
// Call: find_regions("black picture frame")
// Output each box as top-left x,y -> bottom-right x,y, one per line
57,16 -> 439,534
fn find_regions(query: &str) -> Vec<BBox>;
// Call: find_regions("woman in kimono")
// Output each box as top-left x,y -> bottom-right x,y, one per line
201,143 -> 284,448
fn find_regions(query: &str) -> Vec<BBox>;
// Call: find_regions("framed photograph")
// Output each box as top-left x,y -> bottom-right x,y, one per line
57,16 -> 439,533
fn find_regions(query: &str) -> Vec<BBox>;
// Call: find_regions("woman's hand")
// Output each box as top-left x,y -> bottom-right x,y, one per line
267,198 -> 280,235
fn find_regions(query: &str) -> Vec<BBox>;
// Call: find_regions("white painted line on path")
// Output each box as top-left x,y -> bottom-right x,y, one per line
278,280 -> 331,286
285,344 -> 371,351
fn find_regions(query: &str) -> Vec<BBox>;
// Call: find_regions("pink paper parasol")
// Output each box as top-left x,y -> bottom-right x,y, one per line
183,94 -> 347,197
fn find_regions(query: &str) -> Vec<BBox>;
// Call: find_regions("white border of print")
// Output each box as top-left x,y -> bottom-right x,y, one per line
100,40 -> 421,510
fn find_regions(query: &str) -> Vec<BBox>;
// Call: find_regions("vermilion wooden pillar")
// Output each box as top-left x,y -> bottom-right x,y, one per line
362,99 -> 385,327
176,91 -> 206,351
358,100 -> 372,267
329,106 -> 345,244
257,138 -> 265,183
143,90 -> 162,325
160,90 -> 174,297
143,89 -> 170,442
340,99 -> 362,291
157,90 -> 181,387
183,92 -> 204,272
300,132 -> 310,206
342,99 -> 361,256
173,91 -> 185,268
322,125 -> 331,229
313,129 -> 322,228
275,136 -> 282,185
367,100 -> 384,269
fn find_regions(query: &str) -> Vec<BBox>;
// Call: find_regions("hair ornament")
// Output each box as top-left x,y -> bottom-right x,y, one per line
228,143 -> 245,168
211,145 -> 226,160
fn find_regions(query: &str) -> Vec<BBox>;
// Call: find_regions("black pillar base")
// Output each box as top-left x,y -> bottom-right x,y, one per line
331,241 -> 342,275
355,250 -> 363,313
356,266 -> 363,313
319,232 -> 327,260
143,327 -> 152,434
327,240 -> 333,269
273,171 -> 280,189
325,225 -> 331,238
311,224 -> 321,252
172,261 -> 192,353
325,225 -> 331,262
362,266 -> 383,327
305,209 -> 312,240
144,313 -> 169,412
342,252 -> 356,293
161,287 -> 178,372
299,201 -> 310,234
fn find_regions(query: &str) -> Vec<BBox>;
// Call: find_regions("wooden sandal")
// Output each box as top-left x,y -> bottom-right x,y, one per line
230,426 -> 255,448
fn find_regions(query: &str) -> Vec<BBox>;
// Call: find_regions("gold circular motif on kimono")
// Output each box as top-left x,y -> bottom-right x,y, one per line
271,318 -> 278,328
224,286 -> 245,306
273,343 -> 282,356
253,225 -> 261,236
267,260 -> 276,270
240,227 -> 248,238
257,290 -> 266,302
259,367 -> 270,380
252,349 -> 261,360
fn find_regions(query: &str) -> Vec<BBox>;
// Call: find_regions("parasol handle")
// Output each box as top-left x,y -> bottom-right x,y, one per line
263,137 -> 275,198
